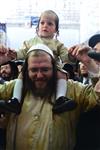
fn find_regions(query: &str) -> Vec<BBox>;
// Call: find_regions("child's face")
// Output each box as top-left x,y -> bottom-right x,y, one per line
38,14 -> 57,38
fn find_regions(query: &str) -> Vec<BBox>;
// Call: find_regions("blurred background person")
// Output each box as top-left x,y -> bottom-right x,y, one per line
0,60 -> 18,150
63,63 -> 79,81
0,61 -> 19,82
78,62 -> 92,85
74,34 -> 100,150
88,33 -> 100,63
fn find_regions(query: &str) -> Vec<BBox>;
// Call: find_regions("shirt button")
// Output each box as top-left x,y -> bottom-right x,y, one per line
34,114 -> 39,120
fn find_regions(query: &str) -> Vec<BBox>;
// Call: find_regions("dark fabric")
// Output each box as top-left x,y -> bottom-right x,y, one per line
0,81 -> 6,150
88,51 -> 100,61
0,128 -> 6,150
0,78 -> 5,84
74,105 -> 100,150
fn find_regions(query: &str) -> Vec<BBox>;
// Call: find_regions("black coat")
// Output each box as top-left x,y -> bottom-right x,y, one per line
74,105 -> 100,150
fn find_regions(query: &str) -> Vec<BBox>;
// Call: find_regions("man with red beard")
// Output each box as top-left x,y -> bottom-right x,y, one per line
0,44 -> 99,150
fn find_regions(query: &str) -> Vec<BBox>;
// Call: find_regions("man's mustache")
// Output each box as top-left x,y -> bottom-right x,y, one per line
34,78 -> 47,81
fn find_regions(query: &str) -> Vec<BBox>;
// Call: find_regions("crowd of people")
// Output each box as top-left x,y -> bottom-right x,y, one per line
0,9 -> 100,150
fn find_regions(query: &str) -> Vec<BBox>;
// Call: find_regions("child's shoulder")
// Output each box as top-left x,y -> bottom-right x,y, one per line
28,36 -> 41,45
49,38 -> 64,46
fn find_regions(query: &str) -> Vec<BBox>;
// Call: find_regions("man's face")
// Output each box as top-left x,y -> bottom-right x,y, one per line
0,64 -> 11,80
28,52 -> 53,91
79,62 -> 88,76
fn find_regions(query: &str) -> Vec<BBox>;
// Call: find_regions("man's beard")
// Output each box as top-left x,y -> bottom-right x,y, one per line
32,85 -> 49,98
82,73 -> 88,77
29,77 -> 57,99
1,75 -> 11,81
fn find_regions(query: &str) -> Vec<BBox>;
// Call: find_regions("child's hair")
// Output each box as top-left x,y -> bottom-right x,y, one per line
36,10 -> 59,38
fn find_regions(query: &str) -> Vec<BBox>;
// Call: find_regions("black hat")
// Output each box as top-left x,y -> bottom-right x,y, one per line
63,63 -> 75,79
88,51 -> 100,61
88,34 -> 100,48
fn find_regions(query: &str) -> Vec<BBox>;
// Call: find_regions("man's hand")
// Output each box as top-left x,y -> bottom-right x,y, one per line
0,44 -> 16,64
68,44 -> 100,76
0,44 -> 8,54
7,48 -> 17,60
68,44 -> 92,64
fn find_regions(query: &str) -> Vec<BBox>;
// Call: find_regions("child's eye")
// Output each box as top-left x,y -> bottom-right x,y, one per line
40,21 -> 45,25
48,22 -> 53,26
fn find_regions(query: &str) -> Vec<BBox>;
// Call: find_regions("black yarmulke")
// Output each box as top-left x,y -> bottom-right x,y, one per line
88,34 -> 100,48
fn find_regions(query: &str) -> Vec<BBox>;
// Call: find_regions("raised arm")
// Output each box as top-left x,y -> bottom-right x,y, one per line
68,44 -> 99,76
0,44 -> 17,64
